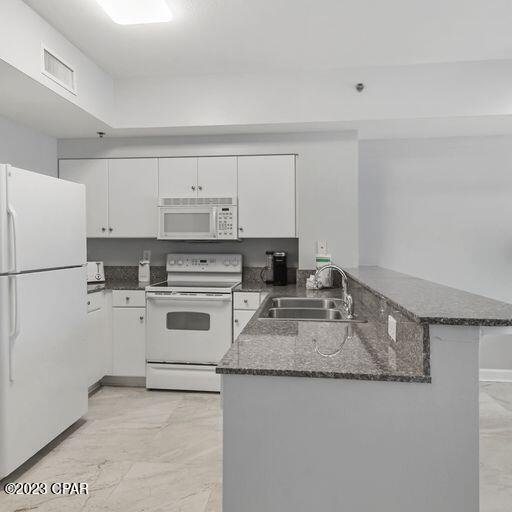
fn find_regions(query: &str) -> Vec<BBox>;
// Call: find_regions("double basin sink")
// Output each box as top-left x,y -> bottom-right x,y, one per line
266,297 -> 366,323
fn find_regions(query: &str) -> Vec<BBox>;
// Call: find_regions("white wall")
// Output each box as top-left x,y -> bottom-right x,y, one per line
0,114 -> 57,175
360,136 -> 512,373
115,60 -> 512,129
0,0 -> 114,123
58,131 -> 359,269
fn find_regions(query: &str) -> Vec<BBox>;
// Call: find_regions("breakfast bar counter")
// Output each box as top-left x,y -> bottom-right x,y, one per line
219,266 -> 512,512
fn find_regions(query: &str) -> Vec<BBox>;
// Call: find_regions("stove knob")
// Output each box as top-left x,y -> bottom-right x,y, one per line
178,260 -> 183,266
169,260 -> 175,266
231,259 -> 238,266
223,259 -> 230,266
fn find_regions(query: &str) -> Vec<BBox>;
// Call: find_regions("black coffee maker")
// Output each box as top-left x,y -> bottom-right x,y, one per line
272,251 -> 288,286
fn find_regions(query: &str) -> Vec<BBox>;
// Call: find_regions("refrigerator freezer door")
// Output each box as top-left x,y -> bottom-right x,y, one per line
0,165 -> 86,274
0,267 -> 88,479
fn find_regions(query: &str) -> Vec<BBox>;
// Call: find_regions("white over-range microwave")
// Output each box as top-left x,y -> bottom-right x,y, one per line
157,197 -> 238,240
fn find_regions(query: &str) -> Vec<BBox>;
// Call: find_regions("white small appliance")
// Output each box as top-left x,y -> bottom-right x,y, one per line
157,197 -> 238,240
145,253 -> 242,392
0,163 -> 88,479
87,261 -> 105,283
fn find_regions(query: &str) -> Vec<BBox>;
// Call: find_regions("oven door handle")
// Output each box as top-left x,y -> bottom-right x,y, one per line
146,293 -> 232,302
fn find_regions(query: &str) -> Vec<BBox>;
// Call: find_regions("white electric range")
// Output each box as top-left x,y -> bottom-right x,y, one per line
145,253 -> 242,392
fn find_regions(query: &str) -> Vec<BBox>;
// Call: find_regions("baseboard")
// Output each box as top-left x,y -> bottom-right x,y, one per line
480,369 -> 512,382
100,376 -> 146,387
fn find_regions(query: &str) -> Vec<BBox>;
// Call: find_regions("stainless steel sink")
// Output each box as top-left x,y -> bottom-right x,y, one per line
272,297 -> 341,309
267,307 -> 366,323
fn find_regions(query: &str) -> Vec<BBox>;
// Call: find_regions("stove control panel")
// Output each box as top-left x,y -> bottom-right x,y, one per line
166,253 -> 242,272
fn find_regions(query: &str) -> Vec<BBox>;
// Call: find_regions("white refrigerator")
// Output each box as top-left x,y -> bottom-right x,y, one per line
0,163 -> 88,479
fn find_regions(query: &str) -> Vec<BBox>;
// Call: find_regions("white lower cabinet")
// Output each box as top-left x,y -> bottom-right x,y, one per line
86,291 -> 108,387
233,291 -> 268,341
112,307 -> 146,377
233,310 -> 255,340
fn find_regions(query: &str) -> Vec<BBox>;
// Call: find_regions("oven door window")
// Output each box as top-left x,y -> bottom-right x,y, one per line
166,312 -> 211,331
163,212 -> 211,234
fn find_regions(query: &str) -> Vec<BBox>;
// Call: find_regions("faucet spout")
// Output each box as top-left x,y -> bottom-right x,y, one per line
313,264 -> 354,318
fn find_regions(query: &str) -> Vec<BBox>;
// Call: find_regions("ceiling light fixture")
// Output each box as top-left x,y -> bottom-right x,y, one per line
96,0 -> 173,25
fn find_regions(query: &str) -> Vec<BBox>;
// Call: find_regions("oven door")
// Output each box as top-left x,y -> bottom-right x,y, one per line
146,292 -> 232,364
158,206 -> 217,240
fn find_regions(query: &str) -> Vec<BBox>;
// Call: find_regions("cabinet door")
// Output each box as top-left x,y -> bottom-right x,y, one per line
159,158 -> 198,198
197,157 -> 237,198
59,159 -> 109,238
86,306 -> 106,387
108,159 -> 158,238
112,307 -> 146,377
237,155 -> 296,237
233,310 -> 255,341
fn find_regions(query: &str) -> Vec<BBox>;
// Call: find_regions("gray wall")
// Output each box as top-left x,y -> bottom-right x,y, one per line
0,114 -> 57,175
360,136 -> 512,373
58,131 -> 359,269
87,238 -> 298,267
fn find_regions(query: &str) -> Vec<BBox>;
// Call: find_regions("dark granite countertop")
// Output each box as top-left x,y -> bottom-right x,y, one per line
345,266 -> 512,326
218,266 -> 512,382
87,283 -> 106,294
217,284 -> 429,383
87,279 -> 165,292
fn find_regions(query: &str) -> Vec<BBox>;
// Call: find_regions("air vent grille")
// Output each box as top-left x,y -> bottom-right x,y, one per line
42,49 -> 75,93
159,197 -> 235,206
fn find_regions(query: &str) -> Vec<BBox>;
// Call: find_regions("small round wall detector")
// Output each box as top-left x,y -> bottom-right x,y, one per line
355,83 -> 365,92
97,131 -> 106,138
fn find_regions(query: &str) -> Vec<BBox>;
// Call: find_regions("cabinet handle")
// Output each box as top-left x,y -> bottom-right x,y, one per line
234,319 -> 239,323
87,300 -> 91,306
101,227 -> 106,232
140,316 -> 144,321
125,297 -> 130,302
191,185 -> 196,191
239,227 -> 244,232
109,227 -> 113,232
198,185 -> 203,191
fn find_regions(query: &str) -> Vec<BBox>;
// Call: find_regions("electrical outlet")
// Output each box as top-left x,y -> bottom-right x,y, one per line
388,315 -> 397,341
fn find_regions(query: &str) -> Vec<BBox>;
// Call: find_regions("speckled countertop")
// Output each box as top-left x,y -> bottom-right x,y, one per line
87,279 -> 164,293
218,266 -> 512,382
345,266 -> 512,326
218,284 -> 429,383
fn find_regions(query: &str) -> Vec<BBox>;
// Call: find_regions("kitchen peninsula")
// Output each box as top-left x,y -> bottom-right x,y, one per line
218,267 -> 512,512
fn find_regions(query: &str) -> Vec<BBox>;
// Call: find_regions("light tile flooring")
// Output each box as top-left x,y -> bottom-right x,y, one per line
0,383 -> 511,512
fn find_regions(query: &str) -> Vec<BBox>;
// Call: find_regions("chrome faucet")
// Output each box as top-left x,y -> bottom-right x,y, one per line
314,264 -> 354,318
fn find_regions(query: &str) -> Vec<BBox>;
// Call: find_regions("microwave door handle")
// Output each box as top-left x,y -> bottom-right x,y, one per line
212,207 -> 218,238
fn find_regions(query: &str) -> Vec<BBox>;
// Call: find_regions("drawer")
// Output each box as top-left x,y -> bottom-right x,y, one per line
112,290 -> 146,308
87,291 -> 104,313
233,292 -> 260,310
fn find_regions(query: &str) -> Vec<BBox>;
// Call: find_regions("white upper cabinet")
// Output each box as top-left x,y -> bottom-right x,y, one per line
159,157 -> 237,199
158,158 -> 198,199
60,158 -> 157,238
237,155 -> 296,238
197,157 -> 237,198
59,159 -> 109,238
108,159 -> 158,237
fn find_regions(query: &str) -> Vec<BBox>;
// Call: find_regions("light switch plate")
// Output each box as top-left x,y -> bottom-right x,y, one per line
388,315 -> 397,341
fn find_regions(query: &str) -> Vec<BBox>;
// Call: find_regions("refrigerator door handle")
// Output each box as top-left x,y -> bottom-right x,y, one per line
7,203 -> 18,274
8,275 -> 20,382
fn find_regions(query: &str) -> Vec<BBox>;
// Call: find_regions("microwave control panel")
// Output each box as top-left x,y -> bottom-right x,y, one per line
216,206 -> 237,239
